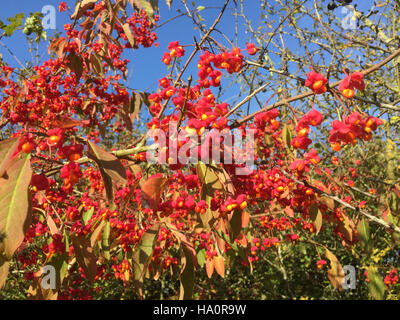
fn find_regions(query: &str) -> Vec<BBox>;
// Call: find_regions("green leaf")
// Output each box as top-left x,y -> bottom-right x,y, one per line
197,248 -> 206,267
357,218 -> 372,254
228,209 -> 242,242
132,223 -> 160,297
2,12 -> 24,37
130,0 -> 159,22
214,228 -> 248,262
282,124 -> 292,148
367,266 -> 386,300
47,252 -> 69,289
0,152 -> 32,260
83,206 -> 94,225
101,220 -> 111,260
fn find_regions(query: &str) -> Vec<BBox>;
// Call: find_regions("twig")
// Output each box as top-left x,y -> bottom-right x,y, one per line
156,0 -> 230,120
280,169 -> 400,234
232,47 -> 400,128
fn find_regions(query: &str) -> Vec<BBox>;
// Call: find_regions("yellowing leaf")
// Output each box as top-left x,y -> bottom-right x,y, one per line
132,223 -> 160,297
122,23 -> 135,47
0,258 -> 10,289
129,0 -> 159,22
357,218 -> 372,253
0,153 -> 32,260
214,255 -> 225,278
46,214 -> 60,236
89,53 -> 104,76
90,220 -> 105,247
0,137 -> 20,177
338,213 -> 354,242
325,248 -> 345,291
367,266 -> 386,300
27,253 -> 68,300
309,203 -> 322,234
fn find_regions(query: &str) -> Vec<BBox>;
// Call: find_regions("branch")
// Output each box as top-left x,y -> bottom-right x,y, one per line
281,170 -> 400,234
231,47 -> 400,128
225,82 -> 270,118
354,95 -> 400,112
155,0 -> 230,120
44,144 -> 157,177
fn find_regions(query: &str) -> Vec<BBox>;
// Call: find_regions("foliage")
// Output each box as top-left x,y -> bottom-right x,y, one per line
0,0 -> 400,300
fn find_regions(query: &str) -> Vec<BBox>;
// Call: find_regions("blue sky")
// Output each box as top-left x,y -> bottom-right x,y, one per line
0,0 -> 378,86
0,1 -> 262,91
0,0 -> 384,121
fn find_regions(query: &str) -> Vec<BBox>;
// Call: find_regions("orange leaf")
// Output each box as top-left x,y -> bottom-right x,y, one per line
46,215 -> 60,236
237,233 -> 248,247
338,212 -> 355,242
206,258 -> 214,279
241,210 -> 250,228
284,206 -> 294,218
141,176 -> 167,211
214,255 -> 225,278
51,115 -> 83,129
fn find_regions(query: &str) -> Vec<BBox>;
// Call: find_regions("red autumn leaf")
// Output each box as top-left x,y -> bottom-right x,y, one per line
206,258 -> 214,279
141,176 -> 167,211
241,210 -> 250,228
